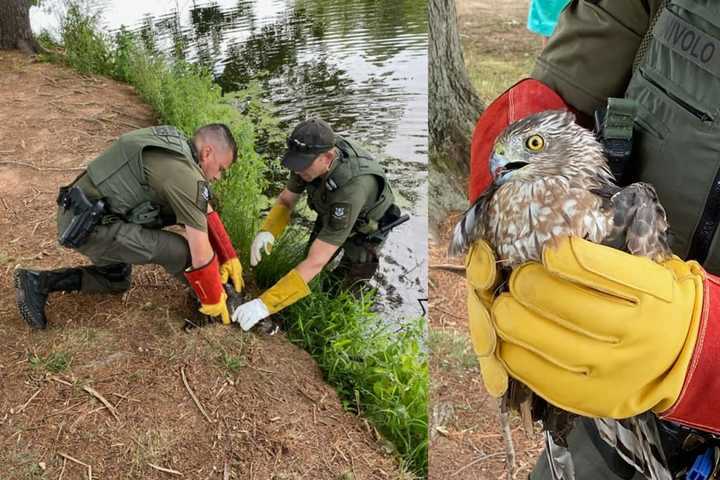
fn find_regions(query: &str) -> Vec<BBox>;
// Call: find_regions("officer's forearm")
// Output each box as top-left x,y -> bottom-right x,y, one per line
295,238 -> 339,283
185,224 -> 215,269
295,258 -> 325,284
277,188 -> 300,210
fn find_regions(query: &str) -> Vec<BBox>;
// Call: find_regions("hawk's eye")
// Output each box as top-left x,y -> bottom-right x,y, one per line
525,134 -> 545,152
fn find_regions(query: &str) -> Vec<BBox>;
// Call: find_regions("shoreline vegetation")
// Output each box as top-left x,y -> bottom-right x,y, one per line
36,2 -> 428,475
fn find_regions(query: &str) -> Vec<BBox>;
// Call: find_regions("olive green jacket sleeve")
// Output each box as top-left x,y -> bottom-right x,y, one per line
532,0 -> 663,117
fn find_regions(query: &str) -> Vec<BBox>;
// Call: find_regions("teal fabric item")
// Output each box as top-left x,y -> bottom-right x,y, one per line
527,0 -> 571,37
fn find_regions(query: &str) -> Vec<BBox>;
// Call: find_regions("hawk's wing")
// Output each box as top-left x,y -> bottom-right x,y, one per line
449,184 -> 497,257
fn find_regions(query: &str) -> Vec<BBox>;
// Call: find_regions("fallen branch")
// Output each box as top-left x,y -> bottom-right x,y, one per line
13,388 -> 42,414
0,160 -> 85,172
429,263 -> 466,276
58,457 -> 67,480
148,463 -> 182,476
450,451 -> 505,477
82,385 -> 120,421
499,398 -> 516,480
58,452 -> 91,480
49,376 -> 73,387
180,367 -> 212,424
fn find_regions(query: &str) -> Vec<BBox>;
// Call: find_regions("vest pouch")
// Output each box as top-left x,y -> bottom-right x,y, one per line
125,201 -> 161,227
628,0 -> 720,267
626,67 -> 720,262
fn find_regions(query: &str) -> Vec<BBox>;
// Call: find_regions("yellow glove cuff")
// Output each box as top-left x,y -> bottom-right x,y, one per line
259,269 -> 311,314
260,202 -> 291,238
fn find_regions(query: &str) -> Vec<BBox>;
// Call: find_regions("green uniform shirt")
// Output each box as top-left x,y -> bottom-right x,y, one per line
532,0 -> 663,117
286,161 -> 381,247
142,148 -> 209,232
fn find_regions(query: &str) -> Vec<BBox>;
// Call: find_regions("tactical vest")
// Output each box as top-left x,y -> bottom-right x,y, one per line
626,0 -> 720,272
306,136 -> 394,234
85,126 -> 201,220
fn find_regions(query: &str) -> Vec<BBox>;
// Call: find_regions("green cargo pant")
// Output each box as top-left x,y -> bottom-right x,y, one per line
307,219 -> 387,285
531,419 -> 644,480
57,205 -> 191,293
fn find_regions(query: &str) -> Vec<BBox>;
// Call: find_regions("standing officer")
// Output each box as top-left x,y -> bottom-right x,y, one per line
232,118 -> 402,331
14,124 -> 244,329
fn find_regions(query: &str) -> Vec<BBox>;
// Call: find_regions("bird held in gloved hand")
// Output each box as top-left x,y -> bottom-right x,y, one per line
449,109 -> 672,449
450,109 -> 671,266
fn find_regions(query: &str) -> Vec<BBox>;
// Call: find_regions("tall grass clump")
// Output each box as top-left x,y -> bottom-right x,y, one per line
282,290 -> 428,474
46,3 -> 428,476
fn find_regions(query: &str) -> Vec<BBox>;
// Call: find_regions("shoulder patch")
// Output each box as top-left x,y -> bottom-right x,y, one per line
328,202 -> 352,231
196,180 -> 212,211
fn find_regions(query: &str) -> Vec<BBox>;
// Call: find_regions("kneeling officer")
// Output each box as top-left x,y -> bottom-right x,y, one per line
15,124 -> 244,328
233,118 -> 406,330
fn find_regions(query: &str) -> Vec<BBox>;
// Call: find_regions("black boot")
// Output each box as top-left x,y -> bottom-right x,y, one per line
14,268 -> 82,329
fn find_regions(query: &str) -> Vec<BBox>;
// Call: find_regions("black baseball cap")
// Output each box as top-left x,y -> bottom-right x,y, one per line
282,118 -> 336,172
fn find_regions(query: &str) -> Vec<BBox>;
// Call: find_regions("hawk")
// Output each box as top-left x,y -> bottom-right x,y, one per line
450,110 -> 671,265
450,110 -> 674,480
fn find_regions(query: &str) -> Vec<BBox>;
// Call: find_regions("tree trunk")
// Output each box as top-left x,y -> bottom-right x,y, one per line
0,0 -> 42,54
428,0 -> 484,234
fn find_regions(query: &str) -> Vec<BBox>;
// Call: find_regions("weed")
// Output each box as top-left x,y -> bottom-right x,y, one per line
29,351 -> 71,374
218,351 -> 245,373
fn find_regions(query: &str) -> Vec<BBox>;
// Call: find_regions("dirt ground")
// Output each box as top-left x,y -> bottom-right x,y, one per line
0,50 -> 402,479
428,1 -> 545,479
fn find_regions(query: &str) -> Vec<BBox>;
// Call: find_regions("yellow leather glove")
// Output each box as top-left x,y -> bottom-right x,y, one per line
261,202 -> 291,238
259,269 -> 311,314
199,291 -> 230,325
465,240 -> 508,397
219,257 -> 244,293
493,236 -> 704,419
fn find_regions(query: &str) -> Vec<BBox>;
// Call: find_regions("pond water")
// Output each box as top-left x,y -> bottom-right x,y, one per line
32,0 -> 428,322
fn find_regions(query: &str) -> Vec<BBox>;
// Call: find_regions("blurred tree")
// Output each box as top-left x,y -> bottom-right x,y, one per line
0,0 -> 44,53
429,0 -> 483,230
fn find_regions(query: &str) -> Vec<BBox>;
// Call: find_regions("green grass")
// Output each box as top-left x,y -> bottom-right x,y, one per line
466,54 -> 537,105
277,288 -> 428,474
29,351 -> 71,374
41,3 -> 428,476
428,329 -> 478,371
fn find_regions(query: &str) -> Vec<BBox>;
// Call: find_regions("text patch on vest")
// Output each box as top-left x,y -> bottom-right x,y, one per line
654,9 -> 720,77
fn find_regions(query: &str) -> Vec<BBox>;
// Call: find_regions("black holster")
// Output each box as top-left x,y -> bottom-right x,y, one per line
57,186 -> 106,249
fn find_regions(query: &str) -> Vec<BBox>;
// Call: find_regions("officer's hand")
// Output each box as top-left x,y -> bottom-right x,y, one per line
250,231 -> 275,267
494,236 -> 704,419
198,291 -> 231,325
232,298 -> 270,331
465,240 -> 508,397
219,258 -> 244,293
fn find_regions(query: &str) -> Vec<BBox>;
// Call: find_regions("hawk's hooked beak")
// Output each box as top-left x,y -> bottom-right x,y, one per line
490,146 -> 528,185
